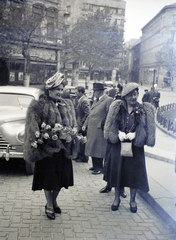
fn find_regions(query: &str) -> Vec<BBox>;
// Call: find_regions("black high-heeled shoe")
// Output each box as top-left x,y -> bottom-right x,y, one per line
54,205 -> 62,214
130,201 -> 137,213
45,205 -> 55,220
111,200 -> 121,211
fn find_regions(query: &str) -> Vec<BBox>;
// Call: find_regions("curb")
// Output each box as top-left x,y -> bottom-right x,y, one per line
138,189 -> 176,234
145,151 -> 174,164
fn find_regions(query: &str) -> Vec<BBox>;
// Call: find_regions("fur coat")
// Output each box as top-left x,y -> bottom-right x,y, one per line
104,100 -> 156,147
23,94 -> 78,163
103,99 -> 156,191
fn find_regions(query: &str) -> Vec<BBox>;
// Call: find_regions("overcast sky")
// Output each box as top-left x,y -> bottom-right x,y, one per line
124,0 -> 176,41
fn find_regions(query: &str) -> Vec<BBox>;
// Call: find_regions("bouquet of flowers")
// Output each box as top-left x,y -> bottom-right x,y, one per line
31,122 -> 87,149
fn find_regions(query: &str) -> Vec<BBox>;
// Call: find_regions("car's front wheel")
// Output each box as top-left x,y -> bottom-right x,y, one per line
25,162 -> 35,175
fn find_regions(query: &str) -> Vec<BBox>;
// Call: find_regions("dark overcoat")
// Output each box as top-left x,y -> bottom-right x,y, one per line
77,95 -> 90,131
85,94 -> 113,158
104,100 -> 156,192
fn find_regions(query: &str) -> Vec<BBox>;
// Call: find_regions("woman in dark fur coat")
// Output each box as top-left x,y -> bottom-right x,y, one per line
104,82 -> 156,213
23,72 -> 77,220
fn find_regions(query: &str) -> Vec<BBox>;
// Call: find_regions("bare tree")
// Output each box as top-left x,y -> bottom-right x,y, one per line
63,9 -> 124,86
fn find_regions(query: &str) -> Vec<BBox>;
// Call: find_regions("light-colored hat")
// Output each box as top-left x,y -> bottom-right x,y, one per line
45,72 -> 67,90
121,82 -> 139,97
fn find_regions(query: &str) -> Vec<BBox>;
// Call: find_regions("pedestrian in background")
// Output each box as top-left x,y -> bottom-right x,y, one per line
108,84 -> 117,98
153,86 -> 160,109
23,72 -> 78,220
83,83 -> 113,174
104,82 -> 156,213
74,86 -> 90,163
142,89 -> 151,103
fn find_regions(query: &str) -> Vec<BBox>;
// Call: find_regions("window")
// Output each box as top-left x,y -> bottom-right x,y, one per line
66,5 -> 71,13
172,14 -> 176,26
47,7 -> 58,37
120,19 -> 124,27
82,3 -> 93,11
171,31 -> 175,42
32,4 -> 44,22
121,9 -> 125,16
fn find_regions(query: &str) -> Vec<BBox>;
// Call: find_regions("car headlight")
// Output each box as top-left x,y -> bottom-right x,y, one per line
17,129 -> 25,143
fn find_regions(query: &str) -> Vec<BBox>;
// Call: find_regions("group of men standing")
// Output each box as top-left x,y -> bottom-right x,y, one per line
142,86 -> 160,109
74,83 -> 113,175
73,82 -> 127,197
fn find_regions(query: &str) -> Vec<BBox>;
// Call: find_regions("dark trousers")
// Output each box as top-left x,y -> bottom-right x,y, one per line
92,157 -> 103,171
77,142 -> 88,162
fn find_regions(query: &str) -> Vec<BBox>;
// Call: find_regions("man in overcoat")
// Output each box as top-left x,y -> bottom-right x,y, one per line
83,83 -> 113,174
75,86 -> 90,162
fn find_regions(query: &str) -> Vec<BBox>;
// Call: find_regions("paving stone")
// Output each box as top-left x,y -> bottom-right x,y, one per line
0,160 -> 175,240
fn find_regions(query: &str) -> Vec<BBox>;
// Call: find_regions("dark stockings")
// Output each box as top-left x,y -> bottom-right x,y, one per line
44,189 -> 61,210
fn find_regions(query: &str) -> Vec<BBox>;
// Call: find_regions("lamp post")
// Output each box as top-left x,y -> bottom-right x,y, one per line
153,69 -> 156,87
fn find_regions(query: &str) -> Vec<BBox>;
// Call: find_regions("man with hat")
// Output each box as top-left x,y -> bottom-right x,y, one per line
82,82 -> 113,174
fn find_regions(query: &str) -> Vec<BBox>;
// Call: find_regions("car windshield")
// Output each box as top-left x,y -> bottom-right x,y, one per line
0,93 -> 34,108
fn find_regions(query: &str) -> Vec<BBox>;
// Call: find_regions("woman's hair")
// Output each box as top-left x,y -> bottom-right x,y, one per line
62,89 -> 71,99
117,83 -> 123,93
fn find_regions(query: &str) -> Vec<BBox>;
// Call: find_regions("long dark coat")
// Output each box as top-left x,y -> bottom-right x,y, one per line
104,100 -> 156,192
85,94 -> 113,158
77,95 -> 90,131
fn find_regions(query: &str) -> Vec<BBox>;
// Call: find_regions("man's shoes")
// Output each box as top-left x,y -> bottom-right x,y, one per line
89,167 -> 94,171
99,185 -> 112,193
120,191 -> 127,198
92,170 -> 102,175
76,158 -> 88,163
75,158 -> 82,162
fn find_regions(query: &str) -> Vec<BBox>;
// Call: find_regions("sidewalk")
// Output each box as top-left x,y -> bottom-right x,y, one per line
139,125 -> 176,234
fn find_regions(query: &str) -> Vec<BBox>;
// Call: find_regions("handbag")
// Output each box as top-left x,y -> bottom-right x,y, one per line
120,141 -> 133,157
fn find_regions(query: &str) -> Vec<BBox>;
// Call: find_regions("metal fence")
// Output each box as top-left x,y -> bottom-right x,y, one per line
156,103 -> 176,134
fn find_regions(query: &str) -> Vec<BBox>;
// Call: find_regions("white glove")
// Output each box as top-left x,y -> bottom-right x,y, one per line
82,126 -> 86,131
126,132 -> 136,141
118,131 -> 127,141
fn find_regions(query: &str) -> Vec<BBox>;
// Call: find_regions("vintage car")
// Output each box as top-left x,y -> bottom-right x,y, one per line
0,86 -> 42,174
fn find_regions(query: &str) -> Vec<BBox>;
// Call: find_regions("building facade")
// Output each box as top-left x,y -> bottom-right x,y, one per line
0,0 -> 64,86
122,39 -> 141,84
139,3 -> 176,88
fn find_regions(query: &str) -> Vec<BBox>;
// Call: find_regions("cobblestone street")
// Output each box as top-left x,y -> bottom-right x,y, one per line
0,157 -> 175,240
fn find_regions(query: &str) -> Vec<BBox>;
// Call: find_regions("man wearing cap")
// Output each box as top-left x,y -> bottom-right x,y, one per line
103,82 -> 156,213
82,83 -> 113,174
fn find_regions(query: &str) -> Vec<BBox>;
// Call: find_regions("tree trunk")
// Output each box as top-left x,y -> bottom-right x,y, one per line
23,47 -> 30,87
23,72 -> 30,87
85,72 -> 90,89
71,62 -> 79,86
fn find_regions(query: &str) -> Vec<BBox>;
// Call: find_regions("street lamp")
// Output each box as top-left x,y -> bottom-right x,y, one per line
153,69 -> 157,87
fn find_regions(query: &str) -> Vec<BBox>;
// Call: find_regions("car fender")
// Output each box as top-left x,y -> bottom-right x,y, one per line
0,121 -> 25,145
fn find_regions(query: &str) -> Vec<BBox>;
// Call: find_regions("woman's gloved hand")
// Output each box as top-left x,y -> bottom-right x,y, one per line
126,132 -> 136,141
118,131 -> 127,141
